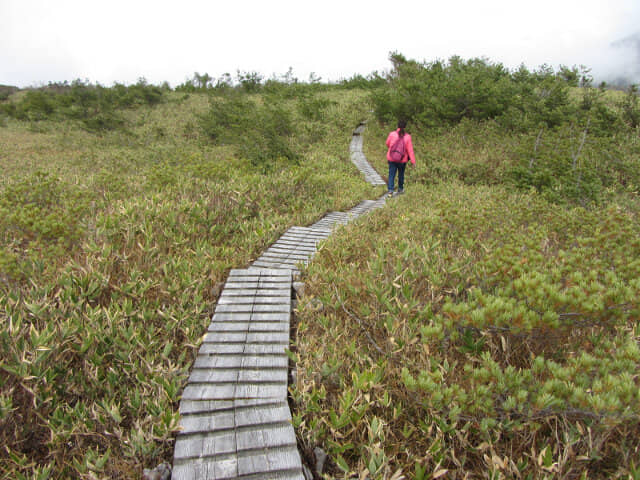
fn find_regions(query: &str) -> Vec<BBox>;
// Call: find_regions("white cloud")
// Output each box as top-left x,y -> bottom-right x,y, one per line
1,0 -> 639,87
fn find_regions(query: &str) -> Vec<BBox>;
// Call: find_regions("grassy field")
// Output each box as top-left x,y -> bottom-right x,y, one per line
1,63 -> 639,479
0,85 -> 379,478
293,107 -> 640,478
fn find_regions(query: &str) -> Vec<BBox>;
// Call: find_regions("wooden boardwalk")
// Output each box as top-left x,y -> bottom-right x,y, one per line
350,122 -> 386,186
172,268 -> 301,480
172,124 -> 384,479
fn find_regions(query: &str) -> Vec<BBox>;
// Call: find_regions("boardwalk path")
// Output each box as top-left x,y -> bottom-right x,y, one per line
172,122 -> 384,479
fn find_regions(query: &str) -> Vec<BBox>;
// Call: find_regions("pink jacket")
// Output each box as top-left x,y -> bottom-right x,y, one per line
386,129 -> 416,164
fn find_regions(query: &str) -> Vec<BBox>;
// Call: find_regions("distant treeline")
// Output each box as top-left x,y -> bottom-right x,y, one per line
0,79 -> 166,132
0,71 -> 384,133
369,53 -> 640,205
372,52 -> 639,130
1,57 -> 639,205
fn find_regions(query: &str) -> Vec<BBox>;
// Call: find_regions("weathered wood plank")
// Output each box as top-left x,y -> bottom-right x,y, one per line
177,403 -> 292,435
202,332 -> 290,344
259,251 -> 311,261
229,268 -> 291,278
211,312 -> 290,322
198,344 -> 289,355
213,304 -> 290,314
220,288 -> 290,297
188,368 -> 288,384
266,243 -> 317,252
252,260 -> 304,270
207,322 -> 289,333
217,296 -> 291,305
237,445 -> 300,475
193,355 -> 289,370
179,398 -> 282,415
181,383 -> 286,401
248,305 -> 292,314
173,449 -> 304,480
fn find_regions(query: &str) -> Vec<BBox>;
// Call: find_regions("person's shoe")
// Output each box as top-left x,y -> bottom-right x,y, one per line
398,189 -> 404,194
387,191 -> 394,198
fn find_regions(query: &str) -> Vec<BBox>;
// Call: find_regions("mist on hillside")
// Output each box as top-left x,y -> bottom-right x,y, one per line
599,31 -> 640,86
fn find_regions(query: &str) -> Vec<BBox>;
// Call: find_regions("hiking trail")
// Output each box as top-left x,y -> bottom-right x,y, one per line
171,122 -> 386,479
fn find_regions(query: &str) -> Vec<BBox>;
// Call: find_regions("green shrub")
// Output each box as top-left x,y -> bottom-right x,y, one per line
198,91 -> 299,169
81,111 -> 126,133
295,182 -> 640,479
372,54 -> 526,127
297,93 -> 336,122
1,80 -> 165,133
15,91 -> 57,121
339,73 -> 386,90
621,85 -> 640,128
371,52 -> 639,205
0,172 -> 93,283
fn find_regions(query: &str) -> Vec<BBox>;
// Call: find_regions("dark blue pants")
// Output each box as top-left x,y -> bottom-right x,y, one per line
388,161 -> 406,192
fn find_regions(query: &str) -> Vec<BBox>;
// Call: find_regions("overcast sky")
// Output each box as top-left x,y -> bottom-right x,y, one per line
1,0 -> 639,88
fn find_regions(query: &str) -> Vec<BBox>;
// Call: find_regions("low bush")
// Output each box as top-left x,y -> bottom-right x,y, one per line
0,79 -> 165,132
0,86 -> 375,478
198,87 -> 343,169
295,181 -> 640,479
369,54 -> 640,205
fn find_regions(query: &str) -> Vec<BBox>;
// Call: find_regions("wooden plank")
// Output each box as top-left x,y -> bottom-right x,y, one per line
173,450 -> 303,480
220,288 -> 290,297
260,252 -> 311,261
171,459 -> 214,480
178,403 -> 292,435
252,260 -> 303,269
207,322 -> 289,333
193,354 -> 288,370
276,236 -> 322,244
213,304 -> 290,314
239,469 -> 305,480
211,312 -> 290,322
188,368 -> 288,384
224,277 -> 290,285
221,284 -> 289,293
265,242 -> 316,251
288,225 -> 331,233
217,296 -> 291,305
210,312 -> 252,322
236,423 -> 296,454
252,258 -> 302,266
181,383 -> 286,401
249,312 -> 290,322
267,243 -> 317,252
177,410 -> 236,434
214,304 -> 254,314
234,403 -> 292,428
237,451 -> 268,478
229,268 -> 291,278
179,398 -> 282,415
249,305 -> 291,314
175,436 -> 300,469
260,250 -> 311,259
202,332 -> 290,344
198,344 -> 289,355
182,383 -> 236,400
237,443 -> 299,475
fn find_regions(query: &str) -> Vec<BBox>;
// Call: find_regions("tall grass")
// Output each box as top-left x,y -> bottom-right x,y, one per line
2,58 -> 638,479
0,85 -> 378,478
292,61 -> 640,478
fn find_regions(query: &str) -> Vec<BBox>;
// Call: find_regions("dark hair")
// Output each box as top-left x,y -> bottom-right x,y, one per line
397,119 -> 407,137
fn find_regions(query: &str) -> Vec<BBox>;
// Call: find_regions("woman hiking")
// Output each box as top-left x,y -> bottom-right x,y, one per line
385,119 -> 416,197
